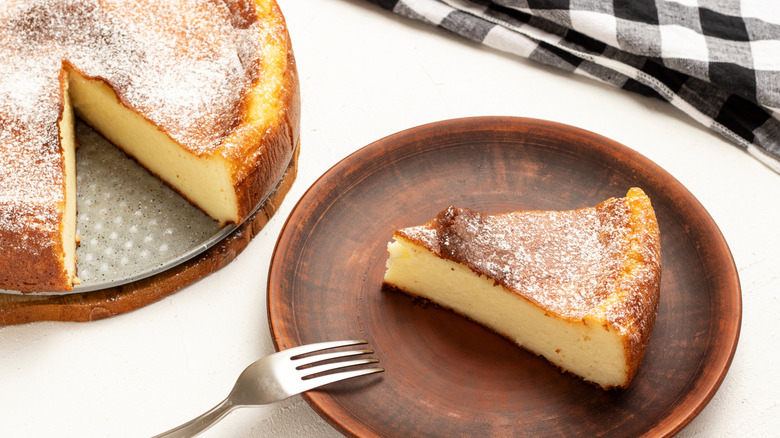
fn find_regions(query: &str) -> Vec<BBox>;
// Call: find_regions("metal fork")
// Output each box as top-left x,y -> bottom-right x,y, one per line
152,340 -> 383,438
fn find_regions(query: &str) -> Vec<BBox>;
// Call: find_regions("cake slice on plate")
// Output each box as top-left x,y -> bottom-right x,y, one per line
383,188 -> 661,389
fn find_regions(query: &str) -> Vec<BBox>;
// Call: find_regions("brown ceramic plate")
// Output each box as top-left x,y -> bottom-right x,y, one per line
267,117 -> 741,437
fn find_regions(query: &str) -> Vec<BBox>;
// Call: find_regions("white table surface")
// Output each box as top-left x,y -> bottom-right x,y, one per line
2,0 -> 778,436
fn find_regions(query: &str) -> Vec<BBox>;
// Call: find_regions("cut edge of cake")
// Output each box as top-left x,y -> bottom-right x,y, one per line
59,72 -> 80,290
66,65 -> 242,225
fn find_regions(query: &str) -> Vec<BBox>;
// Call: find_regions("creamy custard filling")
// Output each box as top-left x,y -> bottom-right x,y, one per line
66,67 -> 239,225
59,78 -> 80,287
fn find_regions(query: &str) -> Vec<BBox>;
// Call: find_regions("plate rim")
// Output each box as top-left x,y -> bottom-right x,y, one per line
268,116 -> 742,437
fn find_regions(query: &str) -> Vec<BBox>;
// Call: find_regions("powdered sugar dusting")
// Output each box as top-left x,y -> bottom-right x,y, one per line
398,197 -> 649,322
1,0 -> 262,250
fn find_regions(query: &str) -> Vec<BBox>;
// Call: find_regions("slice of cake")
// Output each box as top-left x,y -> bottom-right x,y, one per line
383,188 -> 661,389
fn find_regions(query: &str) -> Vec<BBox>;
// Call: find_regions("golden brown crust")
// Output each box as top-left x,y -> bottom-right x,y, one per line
607,188 -> 662,386
231,4 -> 300,221
0,211 -> 71,292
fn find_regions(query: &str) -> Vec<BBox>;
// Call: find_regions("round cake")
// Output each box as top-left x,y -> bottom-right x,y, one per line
0,0 -> 300,292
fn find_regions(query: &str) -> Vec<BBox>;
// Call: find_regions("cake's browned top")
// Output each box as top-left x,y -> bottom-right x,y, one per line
395,188 -> 662,339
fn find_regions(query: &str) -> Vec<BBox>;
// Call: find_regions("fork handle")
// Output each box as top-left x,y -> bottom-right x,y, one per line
152,398 -> 237,438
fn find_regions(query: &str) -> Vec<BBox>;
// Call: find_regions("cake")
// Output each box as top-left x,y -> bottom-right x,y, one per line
0,0 -> 300,292
383,188 -> 661,389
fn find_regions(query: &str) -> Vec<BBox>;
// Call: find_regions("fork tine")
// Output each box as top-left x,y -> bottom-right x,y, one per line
293,349 -> 374,368
296,367 -> 385,393
278,340 -> 368,360
300,358 -> 380,379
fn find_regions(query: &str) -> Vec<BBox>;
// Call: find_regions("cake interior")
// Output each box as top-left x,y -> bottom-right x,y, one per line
384,236 -> 629,388
59,79 -> 79,286
66,66 -> 239,225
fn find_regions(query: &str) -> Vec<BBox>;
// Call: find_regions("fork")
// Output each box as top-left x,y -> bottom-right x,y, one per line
152,340 -> 384,438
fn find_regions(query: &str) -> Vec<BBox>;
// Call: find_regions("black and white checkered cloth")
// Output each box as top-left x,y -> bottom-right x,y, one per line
365,0 -> 780,172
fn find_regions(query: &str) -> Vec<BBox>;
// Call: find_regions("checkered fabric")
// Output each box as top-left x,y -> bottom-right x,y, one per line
365,0 -> 780,172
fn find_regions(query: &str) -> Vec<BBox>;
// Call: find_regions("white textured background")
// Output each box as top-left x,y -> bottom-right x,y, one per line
1,0 -> 778,436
